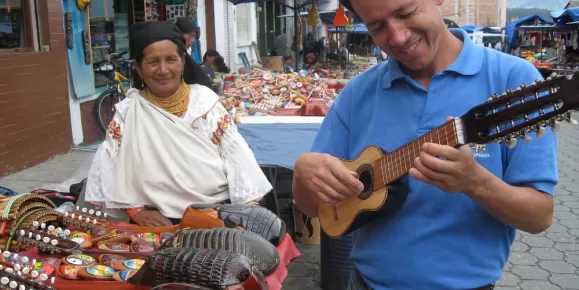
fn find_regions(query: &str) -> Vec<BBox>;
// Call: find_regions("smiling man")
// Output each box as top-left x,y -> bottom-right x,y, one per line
292,0 -> 559,289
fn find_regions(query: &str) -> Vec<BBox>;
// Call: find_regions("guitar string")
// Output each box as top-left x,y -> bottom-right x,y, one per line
368,121 -> 459,189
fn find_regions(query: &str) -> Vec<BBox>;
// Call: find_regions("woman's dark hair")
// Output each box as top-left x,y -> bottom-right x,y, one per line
203,50 -> 220,62
213,56 -> 230,74
283,55 -> 293,62
132,40 -> 186,90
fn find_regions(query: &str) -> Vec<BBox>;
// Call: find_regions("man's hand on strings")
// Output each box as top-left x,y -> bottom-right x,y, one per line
408,116 -> 488,195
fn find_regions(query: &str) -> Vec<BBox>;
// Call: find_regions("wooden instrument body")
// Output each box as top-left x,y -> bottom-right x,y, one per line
318,145 -> 394,238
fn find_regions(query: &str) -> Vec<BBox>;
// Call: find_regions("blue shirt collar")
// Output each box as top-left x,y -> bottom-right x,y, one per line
382,28 -> 483,89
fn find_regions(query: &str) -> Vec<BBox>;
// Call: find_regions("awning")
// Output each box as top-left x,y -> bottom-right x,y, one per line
550,7 -> 579,25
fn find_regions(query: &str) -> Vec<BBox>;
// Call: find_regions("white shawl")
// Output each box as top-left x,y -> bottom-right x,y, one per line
110,91 -> 229,218
85,85 -> 272,219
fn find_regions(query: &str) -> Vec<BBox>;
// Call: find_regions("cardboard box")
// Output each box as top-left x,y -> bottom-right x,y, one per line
261,56 -> 284,72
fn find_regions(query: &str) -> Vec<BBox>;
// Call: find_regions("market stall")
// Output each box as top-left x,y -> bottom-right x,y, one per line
0,193 -> 300,290
511,24 -> 578,76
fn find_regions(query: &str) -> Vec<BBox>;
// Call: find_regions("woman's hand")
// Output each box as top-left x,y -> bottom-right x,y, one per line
132,210 -> 173,227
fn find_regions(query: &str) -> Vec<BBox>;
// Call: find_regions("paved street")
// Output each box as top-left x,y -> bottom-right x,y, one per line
283,120 -> 579,290
0,119 -> 578,289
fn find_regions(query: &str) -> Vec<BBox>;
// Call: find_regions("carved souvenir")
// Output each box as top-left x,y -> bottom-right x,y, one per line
113,269 -> 137,282
65,12 -> 73,49
112,259 -> 145,271
187,203 -> 286,245
82,30 -> 91,65
99,254 -> 126,267
130,232 -> 160,246
57,265 -> 81,280
78,264 -> 115,280
131,240 -> 155,253
62,254 -> 96,267
128,248 -> 268,290
98,243 -> 131,252
158,228 -> 279,275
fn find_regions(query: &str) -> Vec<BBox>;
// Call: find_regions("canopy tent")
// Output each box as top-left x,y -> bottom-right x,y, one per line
276,10 -> 364,25
327,24 -> 367,33
550,7 -> 579,25
505,14 -> 553,52
460,25 -> 502,33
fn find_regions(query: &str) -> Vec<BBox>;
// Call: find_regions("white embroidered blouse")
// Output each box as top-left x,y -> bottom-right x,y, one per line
84,84 -> 272,213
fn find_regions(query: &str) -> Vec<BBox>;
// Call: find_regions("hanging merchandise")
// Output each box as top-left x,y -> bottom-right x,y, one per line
165,4 -> 185,23
333,2 -> 348,27
306,0 -> 319,26
76,0 -> 90,10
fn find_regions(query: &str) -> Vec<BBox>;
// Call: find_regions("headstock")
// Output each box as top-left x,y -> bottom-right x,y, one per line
61,206 -> 110,230
15,228 -> 81,256
0,253 -> 55,289
460,72 -> 579,147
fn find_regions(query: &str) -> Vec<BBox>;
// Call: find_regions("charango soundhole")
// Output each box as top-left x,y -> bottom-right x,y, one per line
356,164 -> 374,200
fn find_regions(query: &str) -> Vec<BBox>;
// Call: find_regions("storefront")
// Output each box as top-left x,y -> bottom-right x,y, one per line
0,0 -> 71,176
66,0 -> 203,146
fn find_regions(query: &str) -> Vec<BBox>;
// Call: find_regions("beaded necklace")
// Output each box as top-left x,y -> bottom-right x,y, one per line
141,82 -> 191,117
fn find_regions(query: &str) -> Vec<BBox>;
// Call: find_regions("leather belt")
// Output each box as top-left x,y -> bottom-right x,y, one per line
353,268 -> 494,290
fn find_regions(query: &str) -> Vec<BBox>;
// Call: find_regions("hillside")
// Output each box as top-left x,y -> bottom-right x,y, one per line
508,0 -> 568,10
506,8 -> 552,21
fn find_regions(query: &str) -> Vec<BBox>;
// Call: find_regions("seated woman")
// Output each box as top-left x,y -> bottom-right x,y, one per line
84,20 -> 272,227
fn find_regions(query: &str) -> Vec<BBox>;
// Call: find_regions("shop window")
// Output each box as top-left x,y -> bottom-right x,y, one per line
0,0 -> 49,53
90,0 -> 131,88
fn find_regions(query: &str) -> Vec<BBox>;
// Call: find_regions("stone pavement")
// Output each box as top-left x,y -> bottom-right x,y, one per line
0,120 -> 578,289
283,120 -> 579,290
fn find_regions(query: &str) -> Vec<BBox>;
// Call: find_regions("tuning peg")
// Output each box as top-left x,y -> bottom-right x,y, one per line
18,284 -> 25,290
47,225 -> 55,232
506,137 -> 518,149
0,277 -> 8,285
30,270 -> 39,278
81,207 -> 88,213
50,239 -> 58,246
76,206 -> 80,211
42,237 -> 50,244
565,112 -> 577,124
520,132 -> 532,141
32,221 -> 39,228
552,120 -> 561,132
9,280 -> 17,289
40,223 -> 46,230
89,209 -> 95,215
22,267 -> 29,275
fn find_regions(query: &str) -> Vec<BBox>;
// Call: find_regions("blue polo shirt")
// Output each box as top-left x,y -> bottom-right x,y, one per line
311,29 -> 558,289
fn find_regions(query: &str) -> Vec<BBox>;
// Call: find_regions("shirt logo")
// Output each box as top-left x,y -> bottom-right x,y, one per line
470,144 -> 490,158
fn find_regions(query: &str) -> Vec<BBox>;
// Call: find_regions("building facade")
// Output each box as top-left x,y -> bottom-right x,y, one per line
441,0 -> 507,27
0,0 -> 71,176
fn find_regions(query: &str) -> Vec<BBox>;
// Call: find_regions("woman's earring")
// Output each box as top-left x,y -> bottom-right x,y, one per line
181,71 -> 184,83
141,78 -> 145,88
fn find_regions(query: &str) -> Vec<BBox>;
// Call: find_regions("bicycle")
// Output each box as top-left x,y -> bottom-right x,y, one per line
94,51 -> 132,134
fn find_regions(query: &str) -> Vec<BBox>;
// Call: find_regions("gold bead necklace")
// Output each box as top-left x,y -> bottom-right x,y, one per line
141,82 -> 191,117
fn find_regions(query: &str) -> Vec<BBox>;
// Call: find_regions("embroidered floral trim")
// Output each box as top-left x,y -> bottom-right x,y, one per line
211,114 -> 232,145
107,121 -> 122,146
